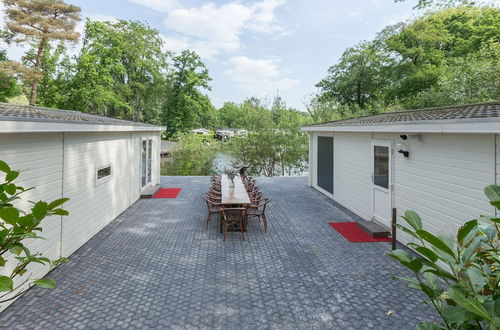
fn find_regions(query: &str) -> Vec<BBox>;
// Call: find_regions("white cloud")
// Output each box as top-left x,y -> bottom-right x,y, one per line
133,0 -> 286,59
224,56 -> 299,96
128,0 -> 179,13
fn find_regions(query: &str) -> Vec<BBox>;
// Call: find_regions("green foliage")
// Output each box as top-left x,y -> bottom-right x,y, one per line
161,134 -> 219,176
62,19 -> 167,122
162,50 -> 214,138
0,160 -> 69,306
388,185 -> 500,329
0,0 -> 81,105
229,130 -> 308,177
0,49 -> 20,102
316,5 -> 500,114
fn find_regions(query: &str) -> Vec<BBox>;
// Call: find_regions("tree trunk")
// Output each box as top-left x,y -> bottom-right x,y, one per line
29,38 -> 47,106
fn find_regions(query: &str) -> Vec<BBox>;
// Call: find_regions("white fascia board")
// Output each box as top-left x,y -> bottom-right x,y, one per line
301,120 -> 500,134
0,120 -> 165,133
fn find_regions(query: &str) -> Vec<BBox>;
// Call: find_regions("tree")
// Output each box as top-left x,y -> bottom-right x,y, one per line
316,41 -> 390,111
63,19 -> 167,122
162,50 -> 213,137
413,41 -> 500,108
1,0 -> 81,105
0,50 -> 20,102
305,95 -> 344,124
395,0 -> 474,9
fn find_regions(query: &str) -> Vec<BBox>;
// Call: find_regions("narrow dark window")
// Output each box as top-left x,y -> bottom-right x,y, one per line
97,166 -> 112,181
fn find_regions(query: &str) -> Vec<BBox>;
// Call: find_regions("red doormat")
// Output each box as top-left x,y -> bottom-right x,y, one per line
153,188 -> 181,198
328,222 -> 392,242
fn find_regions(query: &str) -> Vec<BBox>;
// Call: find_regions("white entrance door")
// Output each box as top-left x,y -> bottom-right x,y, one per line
372,141 -> 393,227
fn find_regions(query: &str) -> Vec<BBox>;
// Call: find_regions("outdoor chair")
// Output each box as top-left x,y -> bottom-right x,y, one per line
246,198 -> 271,233
220,207 -> 247,241
202,196 -> 224,229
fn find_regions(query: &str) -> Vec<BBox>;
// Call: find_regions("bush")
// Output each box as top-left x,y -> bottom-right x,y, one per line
161,134 -> 219,176
388,185 -> 500,329
0,160 -> 69,305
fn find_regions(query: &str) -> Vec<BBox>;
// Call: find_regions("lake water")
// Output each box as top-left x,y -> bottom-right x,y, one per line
212,152 -> 308,176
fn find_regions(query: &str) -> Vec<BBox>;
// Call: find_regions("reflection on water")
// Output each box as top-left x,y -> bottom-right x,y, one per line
213,152 -> 234,173
161,152 -> 308,177
212,152 -> 308,176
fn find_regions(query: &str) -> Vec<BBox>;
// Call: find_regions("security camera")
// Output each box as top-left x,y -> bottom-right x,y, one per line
400,134 -> 421,142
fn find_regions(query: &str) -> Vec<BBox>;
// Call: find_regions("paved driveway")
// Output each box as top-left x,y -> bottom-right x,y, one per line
0,176 -> 437,329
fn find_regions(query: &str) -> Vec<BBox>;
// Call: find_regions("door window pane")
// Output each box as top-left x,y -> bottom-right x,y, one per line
374,146 -> 389,189
142,140 -> 147,187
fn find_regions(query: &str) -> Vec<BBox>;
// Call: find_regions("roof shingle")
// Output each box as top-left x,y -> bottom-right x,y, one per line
0,103 -> 158,127
304,101 -> 500,128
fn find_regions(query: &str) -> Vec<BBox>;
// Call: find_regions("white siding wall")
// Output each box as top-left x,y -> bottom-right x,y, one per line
62,132 -> 132,256
0,133 -> 64,311
332,132 -> 372,220
389,133 -> 495,243
310,131 -> 496,246
0,130 -> 160,311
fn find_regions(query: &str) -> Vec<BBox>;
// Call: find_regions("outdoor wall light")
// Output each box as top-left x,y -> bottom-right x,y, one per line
400,134 -> 421,142
396,143 -> 409,158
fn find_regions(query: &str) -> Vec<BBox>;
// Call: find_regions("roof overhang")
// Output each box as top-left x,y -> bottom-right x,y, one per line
0,120 -> 165,133
301,118 -> 500,134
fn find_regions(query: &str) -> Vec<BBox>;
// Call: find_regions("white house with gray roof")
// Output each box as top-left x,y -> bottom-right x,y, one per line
0,103 -> 163,309
302,101 -> 500,245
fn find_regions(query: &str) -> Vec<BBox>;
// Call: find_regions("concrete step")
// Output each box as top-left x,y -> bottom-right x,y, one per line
140,184 -> 161,199
357,220 -> 391,238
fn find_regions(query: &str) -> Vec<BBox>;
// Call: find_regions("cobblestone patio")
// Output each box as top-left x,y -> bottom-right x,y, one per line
0,176 -> 437,329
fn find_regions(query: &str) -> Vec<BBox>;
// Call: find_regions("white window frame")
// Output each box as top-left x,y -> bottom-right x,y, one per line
95,164 -> 113,186
141,138 -> 154,188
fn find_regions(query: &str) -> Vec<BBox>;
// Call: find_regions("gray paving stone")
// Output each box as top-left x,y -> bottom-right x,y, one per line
0,176 -> 438,329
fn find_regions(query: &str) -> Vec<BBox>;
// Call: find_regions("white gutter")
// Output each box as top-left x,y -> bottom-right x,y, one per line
301,119 -> 500,134
0,120 -> 165,133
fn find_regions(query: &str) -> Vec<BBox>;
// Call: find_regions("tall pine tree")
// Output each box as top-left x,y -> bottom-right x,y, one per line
1,0 -> 80,105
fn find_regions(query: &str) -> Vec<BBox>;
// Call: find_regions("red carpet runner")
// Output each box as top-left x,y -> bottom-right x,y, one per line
328,222 -> 392,242
153,188 -> 182,199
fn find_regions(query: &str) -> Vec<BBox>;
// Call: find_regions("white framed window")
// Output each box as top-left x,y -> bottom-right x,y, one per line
141,138 -> 153,188
96,164 -> 113,185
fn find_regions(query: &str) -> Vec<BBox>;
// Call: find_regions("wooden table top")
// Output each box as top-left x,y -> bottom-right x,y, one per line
221,174 -> 251,205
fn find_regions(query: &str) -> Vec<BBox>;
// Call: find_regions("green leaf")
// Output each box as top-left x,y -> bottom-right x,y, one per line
9,244 -> 23,255
52,209 -> 69,216
0,256 -> 5,266
464,267 -> 485,294
0,161 -> 10,173
4,184 -> 16,195
5,171 -> 19,182
48,198 -> 69,210
457,219 -> 477,245
396,224 -> 420,239
33,278 -> 56,289
441,306 -> 475,324
415,246 -> 438,262
484,185 -> 500,203
416,230 -> 455,258
402,210 -> 422,231
32,201 -> 48,219
0,207 -> 20,225
447,286 -> 492,321
388,249 -> 412,262
416,322 -> 445,330
0,275 -> 14,292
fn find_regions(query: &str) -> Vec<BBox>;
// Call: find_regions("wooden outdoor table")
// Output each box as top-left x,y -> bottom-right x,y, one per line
220,174 -> 251,233
220,174 -> 251,205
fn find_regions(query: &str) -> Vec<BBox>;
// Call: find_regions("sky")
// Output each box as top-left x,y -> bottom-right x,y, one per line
0,0 -> 497,110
